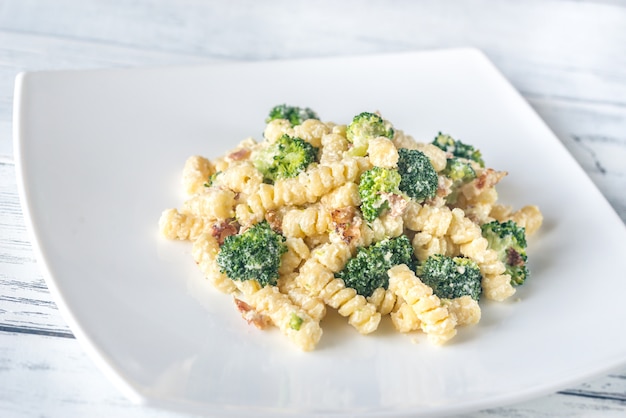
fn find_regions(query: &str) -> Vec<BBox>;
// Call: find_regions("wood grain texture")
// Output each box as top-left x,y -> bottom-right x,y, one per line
0,0 -> 625,417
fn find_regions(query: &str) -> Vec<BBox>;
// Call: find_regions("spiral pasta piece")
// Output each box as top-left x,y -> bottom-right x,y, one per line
281,205 -> 332,239
182,187 -> 236,220
278,273 -> 326,322
387,264 -> 457,345
182,155 -> 215,196
508,205 -> 543,236
367,287 -> 400,315
292,119 -> 331,148
235,183 -> 277,226
390,301 -> 421,333
296,258 -> 381,334
159,208 -> 208,241
218,161 -> 263,195
273,157 -> 361,207
412,232 -> 457,261
310,241 -> 353,273
442,295 -> 481,326
403,201 -> 453,236
279,237 -> 310,275
191,233 -> 237,294
368,137 -> 399,168
319,132 -> 349,163
238,281 -> 323,351
263,119 -> 293,142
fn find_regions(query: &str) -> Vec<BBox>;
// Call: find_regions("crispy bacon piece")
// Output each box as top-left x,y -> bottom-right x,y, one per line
234,297 -> 271,330
211,218 -> 240,245
475,168 -> 507,191
264,210 -> 282,234
383,193 -> 408,217
331,206 -> 362,244
507,248 -> 525,267
227,147 -> 251,161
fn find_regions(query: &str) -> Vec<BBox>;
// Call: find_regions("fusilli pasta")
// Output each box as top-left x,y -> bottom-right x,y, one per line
159,106 -> 542,350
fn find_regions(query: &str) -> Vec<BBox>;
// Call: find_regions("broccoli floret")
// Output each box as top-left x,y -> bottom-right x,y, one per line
216,221 -> 287,287
443,158 -> 476,183
441,157 -> 477,204
396,148 -> 438,202
432,132 -> 484,167
266,104 -> 319,126
358,166 -> 402,222
481,220 -> 528,285
252,134 -> 318,182
337,235 -> 414,297
346,112 -> 394,156
417,254 -> 482,301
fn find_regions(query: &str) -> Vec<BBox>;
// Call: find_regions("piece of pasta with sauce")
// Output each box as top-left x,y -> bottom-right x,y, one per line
403,201 -> 454,236
191,233 -> 237,294
478,247 -> 516,301
277,273 -> 326,322
182,155 -> 215,196
236,280 -> 323,352
235,183 -> 278,226
159,208 -> 208,241
387,264 -> 457,345
412,232 -> 458,262
390,300 -> 421,333
279,237 -> 310,275
181,187 -> 237,220
319,132 -> 349,163
442,295 -> 481,326
296,258 -> 381,334
292,119 -> 331,148
218,160 -> 264,195
273,157 -> 361,207
368,137 -> 399,168
281,204 -> 332,239
367,287 -> 401,315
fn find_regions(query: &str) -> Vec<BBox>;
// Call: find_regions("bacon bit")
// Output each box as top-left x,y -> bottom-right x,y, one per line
211,219 -> 240,245
331,206 -> 362,244
476,168 -> 507,190
507,248 -> 525,267
384,193 -> 408,217
265,210 -> 282,233
228,148 -> 251,161
234,297 -> 271,330
461,169 -> 507,199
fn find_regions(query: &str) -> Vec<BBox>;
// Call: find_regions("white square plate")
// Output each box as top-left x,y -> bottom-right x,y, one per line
14,49 -> 626,417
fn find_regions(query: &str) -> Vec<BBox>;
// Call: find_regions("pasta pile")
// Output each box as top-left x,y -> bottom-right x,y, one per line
159,109 -> 542,351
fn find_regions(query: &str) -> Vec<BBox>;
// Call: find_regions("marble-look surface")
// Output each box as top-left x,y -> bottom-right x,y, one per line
1,1 -> 625,417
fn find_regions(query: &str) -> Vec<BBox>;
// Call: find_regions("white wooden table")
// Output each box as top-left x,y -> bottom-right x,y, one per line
1,1 -> 625,416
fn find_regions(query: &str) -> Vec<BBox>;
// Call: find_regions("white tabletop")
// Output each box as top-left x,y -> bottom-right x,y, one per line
1,1 -> 625,417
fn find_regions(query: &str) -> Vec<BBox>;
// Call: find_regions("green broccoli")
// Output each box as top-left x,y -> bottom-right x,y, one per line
266,104 -> 319,126
358,166 -> 402,222
346,112 -> 394,156
337,235 -> 414,297
481,220 -> 528,285
252,134 -> 318,182
432,132 -> 485,167
396,148 -> 439,202
216,221 -> 287,287
416,254 -> 483,301
441,157 -> 477,204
